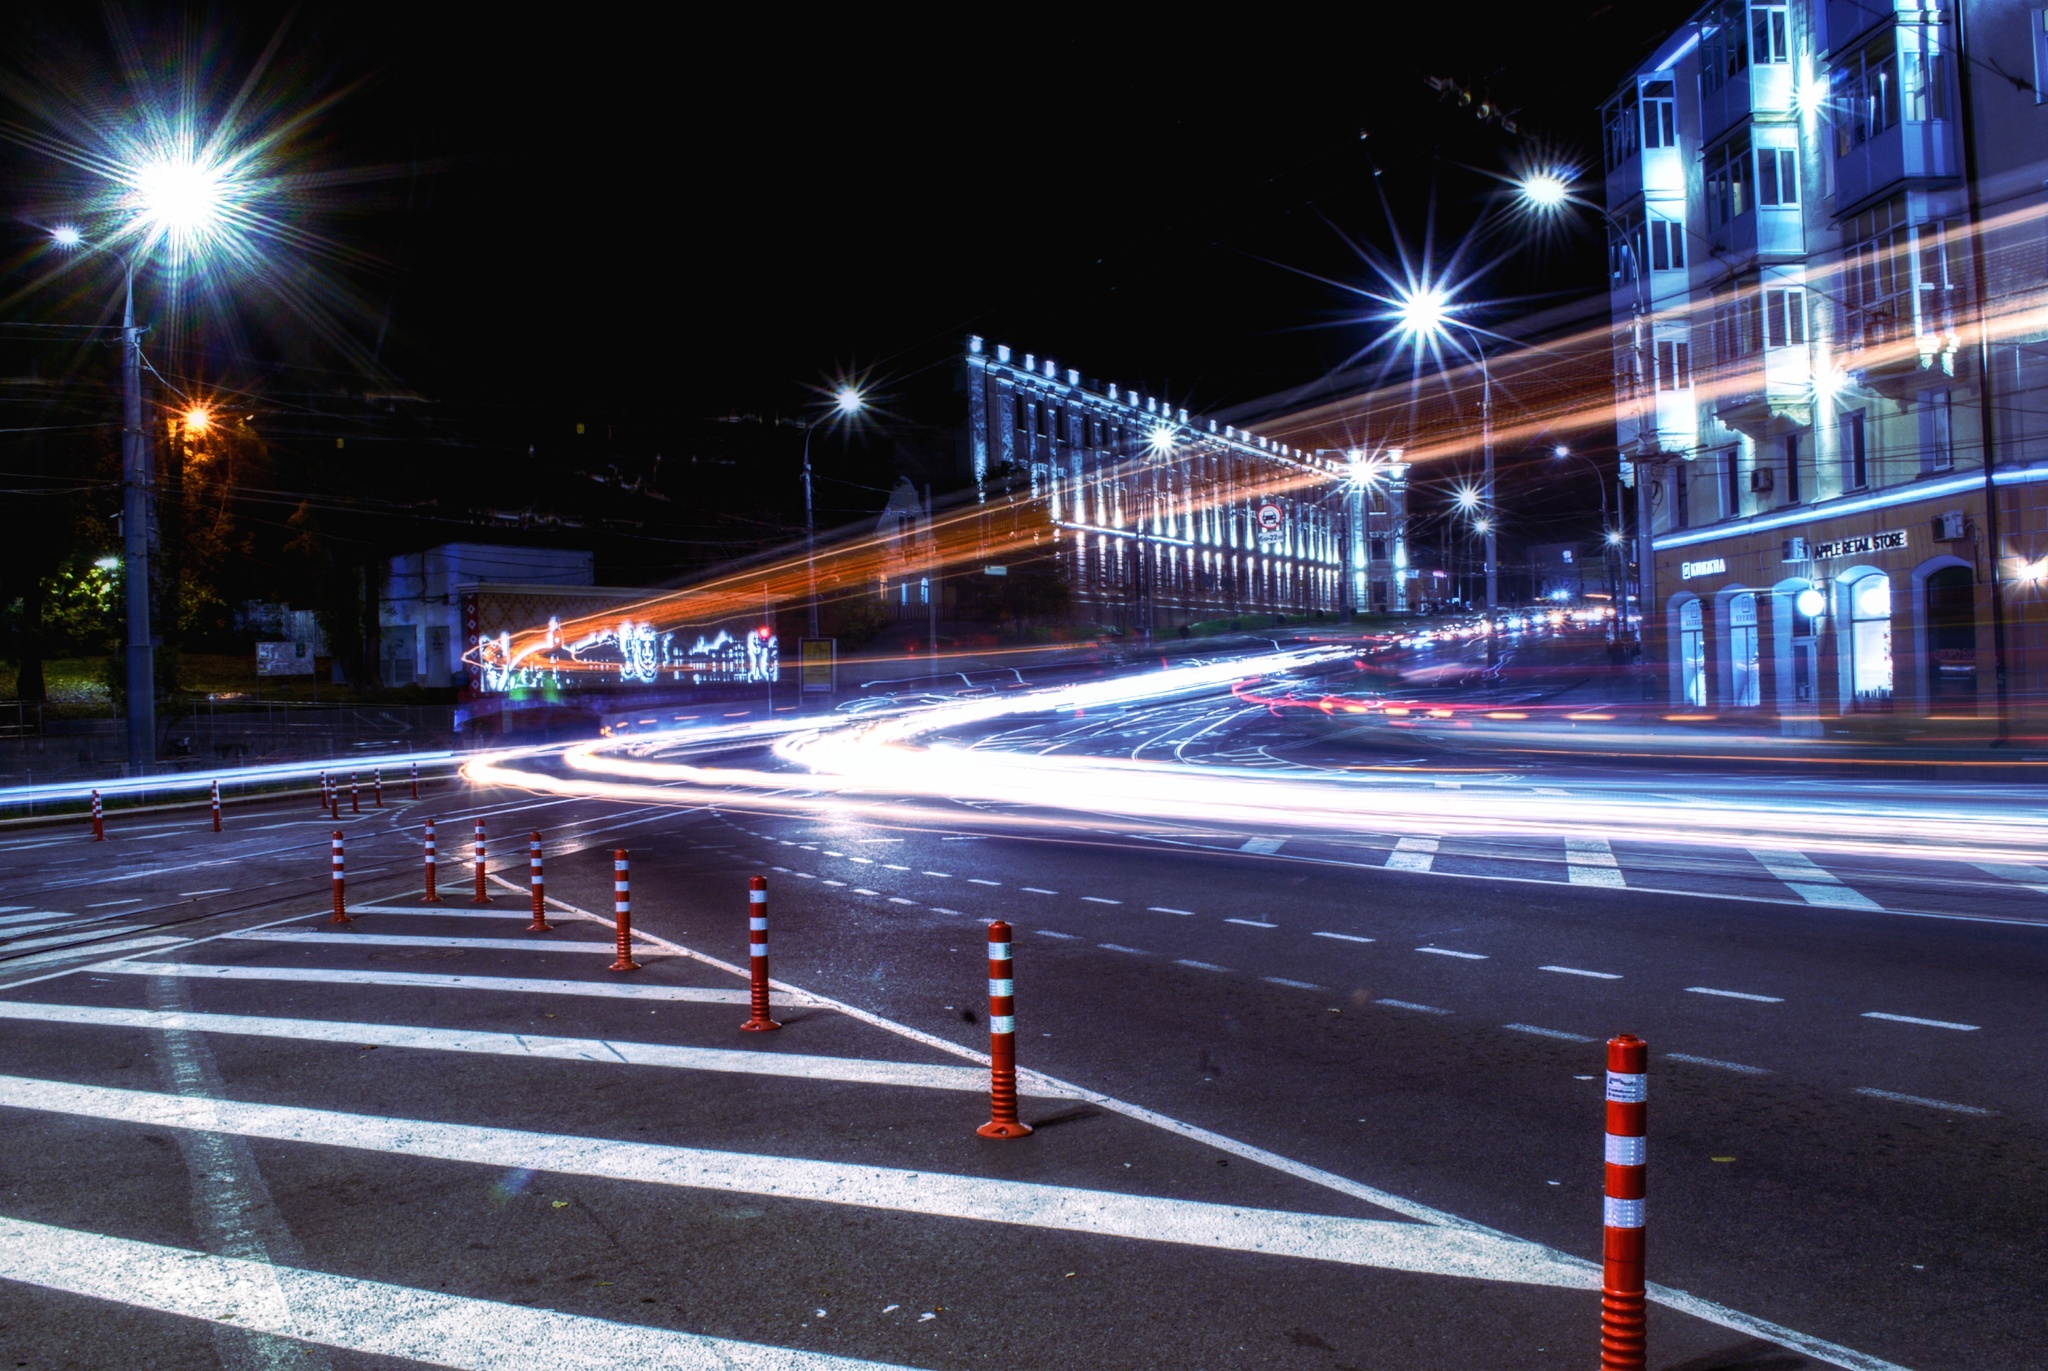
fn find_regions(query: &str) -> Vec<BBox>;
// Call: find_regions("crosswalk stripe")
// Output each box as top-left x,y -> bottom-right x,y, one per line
0,911 -> 75,928
1563,836 -> 1625,888
96,960 -> 801,1006
0,1001 -> 1057,1096
0,1073 -> 1589,1288
226,931 -> 667,955
1970,861 -> 2048,894
1386,836 -> 1438,873
2,925 -> 147,954
1,936 -> 191,973
0,1214 -> 912,1371
1746,849 -> 1883,910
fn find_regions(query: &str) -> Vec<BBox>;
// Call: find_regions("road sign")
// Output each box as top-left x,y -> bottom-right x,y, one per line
799,638 -> 835,694
1257,503 -> 1283,533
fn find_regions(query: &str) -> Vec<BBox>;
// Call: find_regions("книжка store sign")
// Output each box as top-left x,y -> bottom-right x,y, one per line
1680,557 -> 1727,580
1810,529 -> 1908,560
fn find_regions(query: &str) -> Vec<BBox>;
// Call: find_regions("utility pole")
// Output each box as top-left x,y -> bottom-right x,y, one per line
120,262 -> 155,773
925,484 -> 939,680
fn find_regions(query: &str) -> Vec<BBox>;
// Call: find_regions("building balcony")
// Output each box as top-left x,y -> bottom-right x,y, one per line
1603,144 -> 1683,216
1835,119 -> 1959,215
1712,204 -> 1805,265
1616,387 -> 1698,457
1712,347 -> 1813,438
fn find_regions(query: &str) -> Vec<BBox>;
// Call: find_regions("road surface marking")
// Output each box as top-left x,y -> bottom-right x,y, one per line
1747,849 -> 1883,910
1539,965 -> 1621,980
1686,987 -> 1784,1003
822,879 -> 847,887
2,926 -> 147,954
1174,959 -> 1230,972
1416,946 -> 1486,960
0,1214 -> 918,1371
1312,931 -> 1374,944
967,878 -> 1001,886
822,851 -> 844,858
1263,977 -> 1321,990
86,898 -> 144,908
1564,837 -> 1625,888
0,1075 -> 1592,1288
1036,930 -> 1078,939
1098,944 -> 1147,955
852,888 -> 881,897
930,907 -> 966,916
1376,999 -> 1451,1015
0,912 -> 78,929
1853,1087 -> 1993,1116
102,962 -> 798,1004
1665,1053 -> 1770,1075
886,897 -> 918,906
1971,860 -> 2048,885
176,887 -> 233,897
848,856 -> 872,864
349,907 -> 558,921
1862,1011 -> 1979,1031
0,936 -> 191,973
1149,906 -> 1195,915
1022,887 -> 1058,895
1081,896 -> 1122,905
1386,836 -> 1438,873
792,872 -> 817,880
883,864 -> 911,871
226,931 -> 662,955
921,871 -> 951,878
1239,837 -> 1285,854
1224,918 -> 1276,929
1504,1024 -> 1596,1042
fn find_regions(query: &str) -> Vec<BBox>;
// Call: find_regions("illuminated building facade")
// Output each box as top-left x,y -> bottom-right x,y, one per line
965,337 -> 1399,633
1608,0 -> 2048,727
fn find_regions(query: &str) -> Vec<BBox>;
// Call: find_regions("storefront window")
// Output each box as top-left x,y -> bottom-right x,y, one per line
1847,573 -> 1893,708
1679,598 -> 1707,706
1926,565 -> 1976,705
1729,593 -> 1760,706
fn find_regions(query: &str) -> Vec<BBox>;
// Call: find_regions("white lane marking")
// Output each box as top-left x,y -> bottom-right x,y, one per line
1853,1087 -> 1994,1116
1081,896 -> 1122,905
1224,918 -> 1276,929
967,878 -> 1001,887
1239,837 -> 1284,854
852,888 -> 881,897
86,898 -> 145,908
1538,965 -> 1621,980
1504,1023 -> 1596,1042
822,880 -> 847,887
886,897 -> 918,906
0,921 -> 92,940
1376,999 -> 1451,1015
1862,1011 -> 1980,1032
349,908 -> 544,922
882,864 -> 911,871
0,911 -> 72,927
1971,860 -> 2048,888
1022,887 -> 1058,895
175,887 -> 233,897
226,932 -> 662,955
98,962 -> 802,1006
1036,930 -> 1079,939
1098,944 -> 1147,955
1174,959 -> 1230,972
1312,931 -> 1374,944
930,907 -> 966,916
1748,849 -> 1883,910
1149,906 -> 1195,916
0,1075 -> 1591,1288
0,1214 -> 915,1371
1416,946 -> 1486,960
1686,987 -> 1784,1003
1564,837 -> 1625,888
1386,836 -> 1438,873
792,873 -> 817,880
2,926 -> 146,954
1263,977 -> 1321,990
921,871 -> 951,879
0,1002 -> 1054,1097
0,937 -> 191,974
849,856 -> 873,864
1666,1053 -> 1770,1075
822,851 -> 844,858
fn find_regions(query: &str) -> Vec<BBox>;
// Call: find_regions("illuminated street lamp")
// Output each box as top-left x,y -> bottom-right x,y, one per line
802,385 -> 864,638
1394,281 -> 1498,618
1552,444 -> 1623,638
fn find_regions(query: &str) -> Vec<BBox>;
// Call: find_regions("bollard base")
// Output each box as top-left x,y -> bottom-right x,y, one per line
740,1017 -> 782,1033
1599,1289 -> 1646,1371
976,1120 -> 1033,1139
528,916 -> 551,933
608,956 -> 641,973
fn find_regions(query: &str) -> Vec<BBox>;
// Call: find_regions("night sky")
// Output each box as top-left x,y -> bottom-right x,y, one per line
1,3 -> 1702,578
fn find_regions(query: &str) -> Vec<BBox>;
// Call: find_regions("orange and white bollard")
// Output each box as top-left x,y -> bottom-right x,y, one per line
1601,1034 -> 1648,1371
327,776 -> 339,822
373,768 -> 383,808
470,818 -> 492,904
608,848 -> 640,972
319,771 -> 329,811
329,831 -> 351,924
421,817 -> 441,903
740,875 -> 780,1032
90,789 -> 104,842
527,832 -> 550,932
977,920 -> 1031,1138
410,760 -> 419,799
350,772 -> 360,815
210,779 -> 222,832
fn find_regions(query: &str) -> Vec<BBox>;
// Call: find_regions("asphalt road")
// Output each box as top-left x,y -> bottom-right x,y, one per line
2,645 -> 2042,1370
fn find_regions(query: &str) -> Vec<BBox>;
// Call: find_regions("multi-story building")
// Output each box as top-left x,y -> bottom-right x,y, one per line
962,337 -> 1399,634
1607,0 -> 2048,730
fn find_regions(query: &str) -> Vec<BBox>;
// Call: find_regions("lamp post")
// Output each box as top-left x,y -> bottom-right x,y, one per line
801,385 -> 864,639
1551,445 -> 1623,638
1393,285 -> 1497,617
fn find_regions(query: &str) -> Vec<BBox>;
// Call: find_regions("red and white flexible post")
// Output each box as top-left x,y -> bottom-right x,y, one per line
1601,1033 -> 1648,1371
410,760 -> 419,799
373,768 -> 383,808
470,818 -> 492,904
327,776 -> 339,821
421,817 -> 441,903
90,789 -> 104,842
741,875 -> 780,1032
210,778 -> 222,832
527,832 -> 550,932
329,831 -> 351,924
319,771 -> 329,811
350,772 -> 360,815
608,848 -> 640,972
977,920 -> 1031,1139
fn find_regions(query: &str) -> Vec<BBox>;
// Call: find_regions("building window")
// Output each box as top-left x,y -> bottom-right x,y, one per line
1757,147 -> 1798,206
1369,537 -> 1387,561
1705,136 -> 1753,229
1836,31 -> 1901,155
1721,447 -> 1741,519
1846,573 -> 1893,708
1603,87 -> 1640,171
1729,592 -> 1761,706
1842,197 -> 1958,352
1902,29 -> 1949,123
1702,4 -> 1748,94
1675,462 -> 1690,529
1841,410 -> 1868,490
1926,564 -> 1977,702
1656,339 -> 1691,390
1785,432 -> 1802,503
1764,287 -> 1806,347
2035,9 -> 2048,106
1641,80 -> 1677,148
1679,598 -> 1708,706
1649,218 -> 1686,271
1712,288 -> 1764,366
1919,388 -> 1953,472
1751,4 -> 1790,64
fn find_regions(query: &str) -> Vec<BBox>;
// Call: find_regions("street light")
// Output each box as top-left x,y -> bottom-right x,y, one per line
1392,279 -> 1498,618
802,385 -> 864,639
1551,445 -> 1625,641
